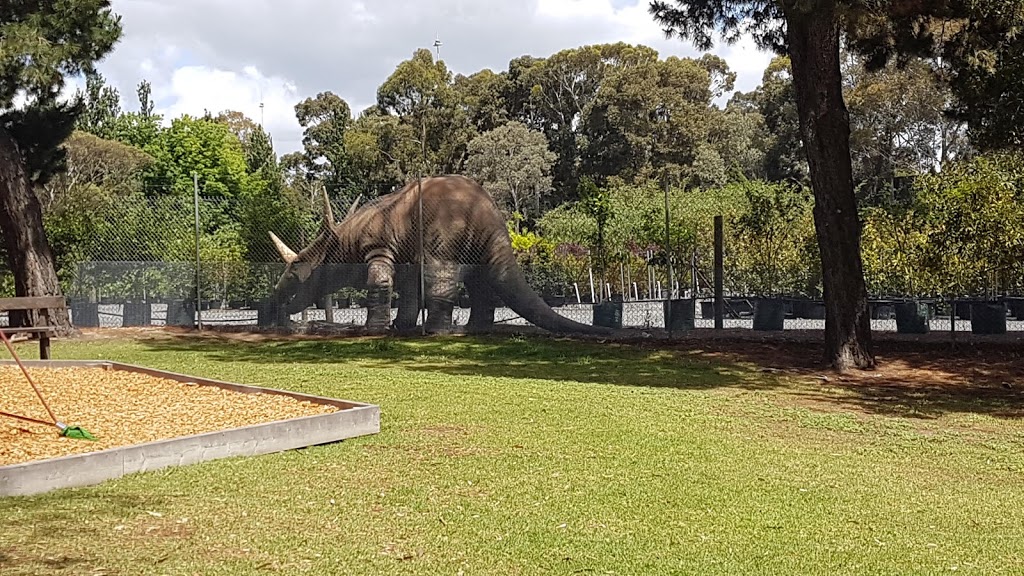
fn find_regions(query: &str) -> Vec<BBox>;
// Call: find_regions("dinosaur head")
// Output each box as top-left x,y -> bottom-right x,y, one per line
269,191 -> 362,314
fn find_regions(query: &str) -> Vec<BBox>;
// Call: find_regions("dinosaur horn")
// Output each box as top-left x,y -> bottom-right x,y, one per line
268,231 -> 298,263
321,188 -> 336,229
345,194 -> 363,219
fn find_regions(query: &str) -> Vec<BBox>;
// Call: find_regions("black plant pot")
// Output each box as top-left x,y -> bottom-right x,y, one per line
726,298 -> 754,318
593,301 -> 623,329
869,300 -> 896,320
752,298 -> 786,331
256,298 -> 289,327
69,300 -> 100,328
256,300 -> 274,327
954,301 -> 973,320
122,301 -> 151,327
970,301 -> 1007,335
663,299 -> 696,332
543,295 -> 567,308
791,298 -> 826,320
166,299 -> 196,327
1006,297 -> 1024,321
894,300 -> 930,334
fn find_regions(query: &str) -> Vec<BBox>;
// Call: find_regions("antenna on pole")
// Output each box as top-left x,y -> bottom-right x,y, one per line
433,35 -> 442,60
259,86 -> 265,128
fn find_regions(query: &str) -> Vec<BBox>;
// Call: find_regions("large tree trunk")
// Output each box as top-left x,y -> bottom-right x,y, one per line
784,3 -> 875,371
0,128 -> 73,334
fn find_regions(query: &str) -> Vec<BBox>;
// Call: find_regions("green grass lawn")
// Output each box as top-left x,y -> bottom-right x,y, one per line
2,333 -> 1023,575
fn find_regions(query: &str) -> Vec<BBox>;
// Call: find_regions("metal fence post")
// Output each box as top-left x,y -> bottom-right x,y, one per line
418,120 -> 427,336
714,215 -> 724,330
193,172 -> 202,331
663,177 -> 674,338
949,297 -> 956,349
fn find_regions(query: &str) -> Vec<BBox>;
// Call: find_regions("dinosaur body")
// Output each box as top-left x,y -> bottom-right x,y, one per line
268,175 -> 607,335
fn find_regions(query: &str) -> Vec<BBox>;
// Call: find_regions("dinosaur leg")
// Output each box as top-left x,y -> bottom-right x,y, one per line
465,266 -> 499,332
364,255 -> 395,334
393,264 -> 420,332
423,258 -> 459,334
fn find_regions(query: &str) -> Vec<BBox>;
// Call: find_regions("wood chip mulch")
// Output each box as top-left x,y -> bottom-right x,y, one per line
1,366 -> 337,467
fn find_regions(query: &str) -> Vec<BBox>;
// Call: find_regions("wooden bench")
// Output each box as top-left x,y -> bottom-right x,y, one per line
0,296 -> 67,360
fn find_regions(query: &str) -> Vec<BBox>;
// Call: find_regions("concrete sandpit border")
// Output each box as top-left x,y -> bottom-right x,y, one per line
1,360 -> 380,497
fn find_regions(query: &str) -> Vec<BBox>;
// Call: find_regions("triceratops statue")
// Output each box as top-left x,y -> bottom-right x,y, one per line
267,174 -> 609,335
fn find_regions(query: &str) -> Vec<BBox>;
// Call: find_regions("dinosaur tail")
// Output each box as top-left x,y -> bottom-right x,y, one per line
483,248 -> 612,336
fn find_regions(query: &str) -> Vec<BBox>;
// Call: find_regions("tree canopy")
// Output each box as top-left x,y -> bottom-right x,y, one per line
0,0 -> 123,330
466,121 -> 556,227
3,3 -> 1024,365
647,0 -> 1024,371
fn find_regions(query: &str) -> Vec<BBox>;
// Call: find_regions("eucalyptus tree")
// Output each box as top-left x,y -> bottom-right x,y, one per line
649,0 -> 1023,370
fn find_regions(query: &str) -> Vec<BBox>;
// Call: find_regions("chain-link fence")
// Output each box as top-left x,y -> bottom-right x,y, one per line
8,176 -> 1020,337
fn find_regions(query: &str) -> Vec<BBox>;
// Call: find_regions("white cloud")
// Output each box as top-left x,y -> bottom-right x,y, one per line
10,78 -> 86,111
535,0 -> 657,43
90,0 -> 775,156
155,65 -> 303,150
719,35 -> 773,77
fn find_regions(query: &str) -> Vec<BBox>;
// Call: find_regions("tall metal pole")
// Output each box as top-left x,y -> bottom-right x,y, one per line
193,172 -> 202,331
663,175 -> 671,291
691,246 -> 698,297
663,174 -> 674,338
418,120 -> 427,336
714,215 -> 724,330
619,262 -> 626,301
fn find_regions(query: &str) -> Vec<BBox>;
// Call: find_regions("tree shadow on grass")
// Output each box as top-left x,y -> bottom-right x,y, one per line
662,336 -> 1024,421
0,492 -> 172,523
135,331 -> 781,394
133,330 -> 1024,420
0,549 -> 90,573
0,492 -> 174,571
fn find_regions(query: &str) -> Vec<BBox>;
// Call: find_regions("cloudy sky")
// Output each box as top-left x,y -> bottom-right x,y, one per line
85,0 -> 775,156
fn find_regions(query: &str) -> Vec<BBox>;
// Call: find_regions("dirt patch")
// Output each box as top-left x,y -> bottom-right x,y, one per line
363,441 -> 484,460
0,547 -> 95,574
0,365 -> 337,466
419,424 -> 471,436
127,514 -> 195,540
661,338 -> 1024,419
